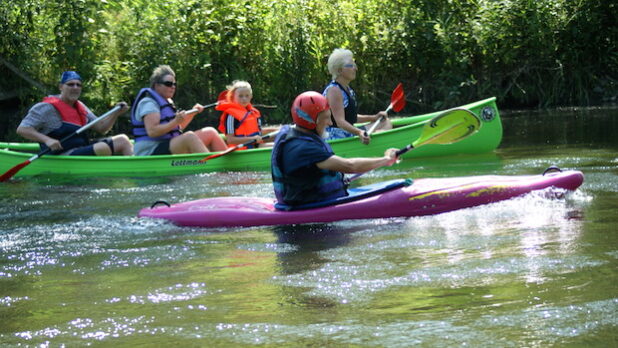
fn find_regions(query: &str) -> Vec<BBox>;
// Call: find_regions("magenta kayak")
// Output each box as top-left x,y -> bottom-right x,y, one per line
138,169 -> 584,228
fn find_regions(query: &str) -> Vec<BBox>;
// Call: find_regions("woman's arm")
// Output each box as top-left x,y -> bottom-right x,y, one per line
326,87 -> 363,137
143,111 -> 183,138
357,111 -> 387,123
326,87 -> 372,144
176,104 -> 204,130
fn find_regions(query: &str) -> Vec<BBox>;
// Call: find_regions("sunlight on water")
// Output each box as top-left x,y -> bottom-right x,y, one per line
1,109 -> 617,346
269,191 -> 595,304
5,298 -> 614,346
109,282 -> 210,305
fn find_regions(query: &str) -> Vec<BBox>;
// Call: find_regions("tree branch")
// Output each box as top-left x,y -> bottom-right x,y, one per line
0,56 -> 50,94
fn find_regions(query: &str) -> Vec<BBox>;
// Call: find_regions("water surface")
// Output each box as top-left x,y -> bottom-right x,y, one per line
1,107 -> 617,346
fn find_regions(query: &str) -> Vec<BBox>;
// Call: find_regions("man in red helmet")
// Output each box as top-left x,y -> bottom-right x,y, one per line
271,91 -> 398,207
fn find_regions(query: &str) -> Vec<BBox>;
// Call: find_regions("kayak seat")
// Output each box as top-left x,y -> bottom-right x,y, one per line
275,178 -> 412,211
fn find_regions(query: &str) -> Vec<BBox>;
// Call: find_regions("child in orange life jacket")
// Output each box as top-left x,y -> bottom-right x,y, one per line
216,80 -> 279,149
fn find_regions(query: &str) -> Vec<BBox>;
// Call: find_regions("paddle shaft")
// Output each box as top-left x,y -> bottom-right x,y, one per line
364,83 -> 404,137
185,102 -> 277,114
0,105 -> 121,181
200,128 -> 282,162
345,142 -> 413,183
232,129 -> 280,150
185,102 -> 218,114
365,103 -> 394,136
348,109 -> 481,183
28,105 -> 121,160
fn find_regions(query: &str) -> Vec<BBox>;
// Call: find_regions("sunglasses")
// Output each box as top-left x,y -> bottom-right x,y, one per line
343,63 -> 357,68
159,81 -> 177,87
65,82 -> 82,87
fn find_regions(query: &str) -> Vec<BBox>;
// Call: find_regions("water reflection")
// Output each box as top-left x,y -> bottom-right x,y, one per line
273,224 -> 355,250
501,107 -> 618,148
264,189 -> 591,307
1,107 -> 617,346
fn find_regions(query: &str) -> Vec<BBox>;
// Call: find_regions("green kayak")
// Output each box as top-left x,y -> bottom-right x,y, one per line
0,97 -> 502,178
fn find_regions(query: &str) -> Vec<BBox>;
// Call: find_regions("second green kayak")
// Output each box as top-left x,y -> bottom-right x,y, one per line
0,97 -> 502,178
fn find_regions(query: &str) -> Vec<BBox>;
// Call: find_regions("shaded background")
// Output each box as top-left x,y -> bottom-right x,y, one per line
1,0 -> 617,141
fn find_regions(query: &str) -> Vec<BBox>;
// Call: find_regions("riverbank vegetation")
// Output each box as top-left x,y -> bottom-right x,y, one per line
1,0 -> 616,140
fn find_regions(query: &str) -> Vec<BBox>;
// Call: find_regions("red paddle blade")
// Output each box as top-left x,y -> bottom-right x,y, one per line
217,90 -> 229,102
0,160 -> 31,182
393,93 -> 406,112
391,83 -> 403,104
390,83 -> 405,112
199,147 -> 236,163
200,152 -> 225,163
200,134 -> 265,162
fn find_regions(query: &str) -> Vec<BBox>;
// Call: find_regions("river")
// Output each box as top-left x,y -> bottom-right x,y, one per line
1,106 -> 617,346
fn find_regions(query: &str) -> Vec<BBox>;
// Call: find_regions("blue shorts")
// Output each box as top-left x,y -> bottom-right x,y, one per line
152,140 -> 172,155
66,138 -> 114,156
324,125 -> 366,140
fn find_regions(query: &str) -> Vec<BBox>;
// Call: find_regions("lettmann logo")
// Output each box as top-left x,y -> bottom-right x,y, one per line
170,160 -> 206,166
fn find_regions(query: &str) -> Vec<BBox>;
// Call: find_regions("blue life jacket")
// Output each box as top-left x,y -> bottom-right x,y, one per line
271,125 -> 347,206
323,81 -> 358,126
130,88 -> 181,142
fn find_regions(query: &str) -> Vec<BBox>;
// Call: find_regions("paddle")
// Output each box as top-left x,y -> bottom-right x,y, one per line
0,105 -> 121,182
364,83 -> 406,136
185,102 -> 277,114
183,90 -> 228,114
199,128 -> 282,163
185,90 -> 277,114
347,107 -> 481,182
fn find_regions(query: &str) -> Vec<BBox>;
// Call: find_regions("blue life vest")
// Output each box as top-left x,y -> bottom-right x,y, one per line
323,81 -> 358,126
271,125 -> 347,206
130,88 -> 181,142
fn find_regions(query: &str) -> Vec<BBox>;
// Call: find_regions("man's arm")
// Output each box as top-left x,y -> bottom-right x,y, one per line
90,102 -> 129,134
316,148 -> 398,174
16,126 -> 62,151
16,103 -> 63,150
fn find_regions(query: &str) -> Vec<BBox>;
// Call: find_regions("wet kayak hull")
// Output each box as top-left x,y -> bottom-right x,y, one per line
138,170 -> 584,228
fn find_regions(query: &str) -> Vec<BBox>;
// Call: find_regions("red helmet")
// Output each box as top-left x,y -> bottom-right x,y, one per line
291,91 -> 329,130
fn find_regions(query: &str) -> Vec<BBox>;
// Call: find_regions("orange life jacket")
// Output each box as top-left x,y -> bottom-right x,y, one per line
217,102 -> 261,148
42,96 -> 89,126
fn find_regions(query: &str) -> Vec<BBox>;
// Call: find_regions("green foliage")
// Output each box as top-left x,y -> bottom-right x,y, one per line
1,0 -> 616,140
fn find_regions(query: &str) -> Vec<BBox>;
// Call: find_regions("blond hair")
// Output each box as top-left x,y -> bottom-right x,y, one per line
149,65 -> 175,88
327,48 -> 353,80
225,80 -> 252,101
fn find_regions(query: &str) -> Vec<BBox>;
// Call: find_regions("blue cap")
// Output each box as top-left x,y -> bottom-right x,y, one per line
60,71 -> 82,84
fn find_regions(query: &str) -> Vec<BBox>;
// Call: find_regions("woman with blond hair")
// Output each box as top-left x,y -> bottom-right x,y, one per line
323,48 -> 392,145
131,65 -> 227,155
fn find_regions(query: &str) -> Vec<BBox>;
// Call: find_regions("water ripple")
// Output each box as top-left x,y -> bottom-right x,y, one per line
5,298 -> 613,346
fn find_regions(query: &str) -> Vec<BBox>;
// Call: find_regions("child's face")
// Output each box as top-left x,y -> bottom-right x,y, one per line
233,87 -> 252,106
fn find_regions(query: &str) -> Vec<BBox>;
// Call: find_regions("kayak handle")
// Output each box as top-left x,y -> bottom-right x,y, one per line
543,166 -> 562,176
150,200 -> 171,208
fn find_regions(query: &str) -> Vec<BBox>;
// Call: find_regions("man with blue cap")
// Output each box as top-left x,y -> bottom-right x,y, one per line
16,71 -> 133,156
